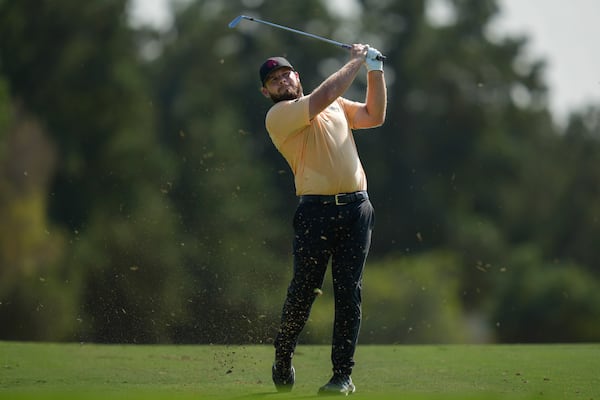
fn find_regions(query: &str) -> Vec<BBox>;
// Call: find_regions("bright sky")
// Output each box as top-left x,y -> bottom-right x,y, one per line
129,0 -> 600,122
493,0 -> 600,122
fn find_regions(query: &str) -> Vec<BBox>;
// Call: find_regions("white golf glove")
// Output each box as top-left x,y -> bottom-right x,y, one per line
365,47 -> 383,72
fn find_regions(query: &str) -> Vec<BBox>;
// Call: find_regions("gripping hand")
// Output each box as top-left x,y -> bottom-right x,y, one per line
366,47 -> 384,72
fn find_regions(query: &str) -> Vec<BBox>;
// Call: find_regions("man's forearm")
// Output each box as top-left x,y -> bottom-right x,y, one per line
308,57 -> 364,119
365,70 -> 387,125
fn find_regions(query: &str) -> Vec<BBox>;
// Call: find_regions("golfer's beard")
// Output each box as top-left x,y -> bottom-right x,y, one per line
271,83 -> 303,103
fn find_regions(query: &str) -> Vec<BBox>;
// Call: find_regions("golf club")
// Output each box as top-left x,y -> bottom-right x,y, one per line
228,15 -> 386,61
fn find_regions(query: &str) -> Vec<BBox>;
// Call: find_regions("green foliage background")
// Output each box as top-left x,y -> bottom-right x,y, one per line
1,0 -> 599,344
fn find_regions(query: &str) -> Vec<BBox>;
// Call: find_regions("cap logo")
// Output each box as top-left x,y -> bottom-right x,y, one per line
266,59 -> 278,68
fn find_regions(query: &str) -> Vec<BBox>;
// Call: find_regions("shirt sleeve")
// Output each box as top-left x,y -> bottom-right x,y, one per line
338,97 -> 362,130
265,96 -> 310,147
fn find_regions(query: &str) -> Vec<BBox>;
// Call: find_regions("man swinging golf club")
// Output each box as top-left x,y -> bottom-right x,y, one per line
259,44 -> 387,395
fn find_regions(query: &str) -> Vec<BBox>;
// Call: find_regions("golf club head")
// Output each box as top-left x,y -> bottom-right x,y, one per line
228,15 -> 245,28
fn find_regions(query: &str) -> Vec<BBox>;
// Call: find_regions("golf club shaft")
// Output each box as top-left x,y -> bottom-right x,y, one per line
229,15 -> 386,61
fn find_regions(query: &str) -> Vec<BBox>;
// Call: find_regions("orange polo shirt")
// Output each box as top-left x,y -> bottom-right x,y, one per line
265,96 -> 367,196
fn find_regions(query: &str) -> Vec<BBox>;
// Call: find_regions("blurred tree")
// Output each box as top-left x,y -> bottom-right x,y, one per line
490,247 -> 600,342
0,86 -> 77,340
0,0 -> 189,342
544,107 -> 600,275
0,75 -> 8,158
1,0 -> 599,344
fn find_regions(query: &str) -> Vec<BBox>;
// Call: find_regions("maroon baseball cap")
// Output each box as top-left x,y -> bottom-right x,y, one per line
259,57 -> 294,85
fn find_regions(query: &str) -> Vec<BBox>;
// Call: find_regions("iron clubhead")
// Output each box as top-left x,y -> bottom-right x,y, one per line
228,15 -> 245,28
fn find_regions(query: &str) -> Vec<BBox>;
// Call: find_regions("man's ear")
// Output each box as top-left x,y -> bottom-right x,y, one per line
260,86 -> 270,98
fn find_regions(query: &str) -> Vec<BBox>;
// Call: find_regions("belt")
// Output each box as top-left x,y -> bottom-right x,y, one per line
299,191 -> 368,206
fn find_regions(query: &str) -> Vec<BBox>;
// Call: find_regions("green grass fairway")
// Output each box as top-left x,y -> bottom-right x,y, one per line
1,342 -> 598,399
